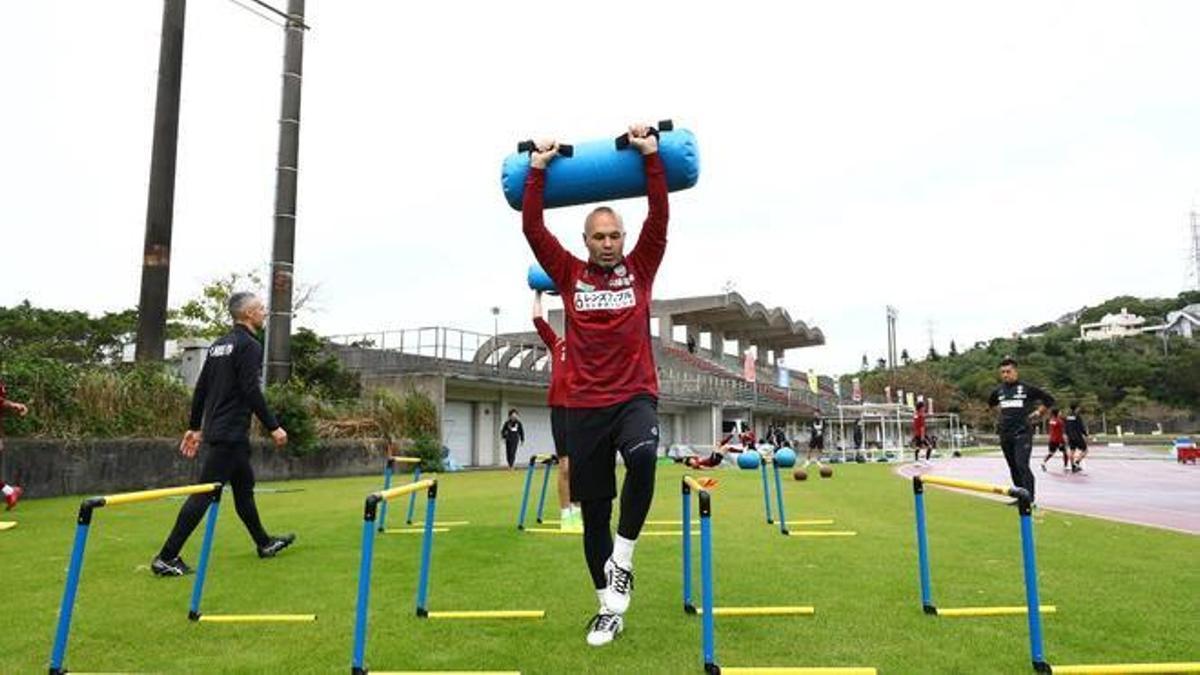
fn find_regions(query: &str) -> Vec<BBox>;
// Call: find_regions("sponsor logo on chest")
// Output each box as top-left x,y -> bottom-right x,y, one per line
575,287 -> 636,312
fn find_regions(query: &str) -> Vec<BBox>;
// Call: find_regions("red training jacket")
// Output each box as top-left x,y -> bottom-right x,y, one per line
533,317 -> 568,408
1048,417 -> 1065,443
522,153 -> 669,408
913,410 -> 926,437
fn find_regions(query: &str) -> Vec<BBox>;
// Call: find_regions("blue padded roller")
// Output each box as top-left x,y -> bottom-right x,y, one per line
501,128 -> 700,211
527,264 -> 558,294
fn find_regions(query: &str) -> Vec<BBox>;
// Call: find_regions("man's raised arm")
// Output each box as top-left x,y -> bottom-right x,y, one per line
522,141 -> 575,290
626,127 -> 669,280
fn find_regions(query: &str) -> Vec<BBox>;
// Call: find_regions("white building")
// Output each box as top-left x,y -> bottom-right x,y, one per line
1078,307 -> 1146,341
1143,304 -> 1200,340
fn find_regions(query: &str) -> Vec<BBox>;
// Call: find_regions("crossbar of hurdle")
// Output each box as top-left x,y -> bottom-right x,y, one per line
758,455 -> 855,537
515,453 -> 558,530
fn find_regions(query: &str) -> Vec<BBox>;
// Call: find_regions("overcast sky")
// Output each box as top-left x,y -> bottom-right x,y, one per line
3,1 -> 1199,375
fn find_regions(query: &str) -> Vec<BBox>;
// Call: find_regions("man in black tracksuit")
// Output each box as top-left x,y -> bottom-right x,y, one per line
1065,403 -> 1090,473
987,357 -> 1054,504
151,292 -> 295,576
501,409 -> 524,469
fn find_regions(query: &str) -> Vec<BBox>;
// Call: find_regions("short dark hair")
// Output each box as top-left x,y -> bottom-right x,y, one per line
916,400 -> 926,410
999,356 -> 1018,368
1070,402 -> 1079,411
508,408 -> 518,416
1050,407 -> 1059,415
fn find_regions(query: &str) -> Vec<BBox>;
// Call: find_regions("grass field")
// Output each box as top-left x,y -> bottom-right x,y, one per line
3,462 -> 1198,674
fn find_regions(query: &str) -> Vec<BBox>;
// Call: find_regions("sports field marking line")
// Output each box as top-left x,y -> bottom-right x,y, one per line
425,610 -> 545,619
934,605 -> 1056,617
196,614 -> 317,623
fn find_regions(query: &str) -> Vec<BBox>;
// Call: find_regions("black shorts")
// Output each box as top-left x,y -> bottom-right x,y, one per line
551,406 -> 569,458
912,435 -> 929,448
809,436 -> 824,450
1048,441 -> 1067,454
1068,437 -> 1088,451
566,395 -> 658,502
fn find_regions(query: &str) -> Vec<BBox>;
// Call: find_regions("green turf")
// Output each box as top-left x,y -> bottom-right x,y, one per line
3,463 -> 1197,674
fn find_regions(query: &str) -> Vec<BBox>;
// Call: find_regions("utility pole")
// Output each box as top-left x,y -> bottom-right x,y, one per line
134,0 -> 186,362
885,305 -> 898,371
264,0 -> 307,384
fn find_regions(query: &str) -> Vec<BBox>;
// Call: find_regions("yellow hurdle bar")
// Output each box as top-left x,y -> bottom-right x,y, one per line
387,456 -> 422,464
0,521 -> 16,531
785,520 -> 835,526
385,528 -> 450,534
377,479 -> 436,502
919,475 -> 1013,497
374,671 -> 521,674
936,605 -> 1056,617
642,531 -> 700,537
786,531 -> 858,537
425,610 -> 545,620
695,606 -> 815,617
524,528 -> 579,535
196,614 -> 317,623
1052,664 -> 1200,674
531,453 -> 556,463
715,662 -> 878,667
683,476 -> 707,493
644,519 -> 683,525
101,482 -> 222,507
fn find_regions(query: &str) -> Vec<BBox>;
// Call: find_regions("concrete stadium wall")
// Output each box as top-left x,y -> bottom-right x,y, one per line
1,438 -> 388,500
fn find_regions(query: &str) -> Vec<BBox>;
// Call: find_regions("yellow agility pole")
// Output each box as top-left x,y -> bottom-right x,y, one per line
524,528 -> 579,535
786,531 -> 858,537
1050,664 -> 1200,674
387,456 -> 422,465
377,479 -> 436,502
425,610 -> 545,620
935,605 -> 1056,617
715,662 -> 878,667
693,606 -> 815,617
196,614 -> 317,623
101,482 -> 222,507
0,522 -> 16,531
373,671 -> 521,675
918,475 -> 1015,497
785,520 -> 835,526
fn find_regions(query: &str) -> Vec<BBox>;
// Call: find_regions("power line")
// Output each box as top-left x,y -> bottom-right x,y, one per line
225,0 -> 287,28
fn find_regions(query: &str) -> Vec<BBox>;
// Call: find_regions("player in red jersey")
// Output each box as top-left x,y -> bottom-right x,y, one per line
523,125 -> 667,646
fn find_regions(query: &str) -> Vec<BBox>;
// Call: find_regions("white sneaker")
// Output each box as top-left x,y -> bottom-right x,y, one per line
585,611 -> 624,646
602,558 -> 634,614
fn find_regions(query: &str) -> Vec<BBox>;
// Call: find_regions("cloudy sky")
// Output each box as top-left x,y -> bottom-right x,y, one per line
3,1 -> 1198,375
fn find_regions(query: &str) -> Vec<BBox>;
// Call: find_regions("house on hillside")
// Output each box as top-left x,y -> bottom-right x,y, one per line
1078,307 -> 1147,341
1143,304 -> 1200,340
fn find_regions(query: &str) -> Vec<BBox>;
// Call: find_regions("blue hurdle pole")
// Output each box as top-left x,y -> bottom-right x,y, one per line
772,459 -> 789,534
758,458 -> 774,524
351,497 -> 380,674
378,459 -> 394,532
699,491 -> 716,672
913,479 -> 935,613
1017,494 -> 1048,672
405,466 -> 423,525
516,457 -> 536,530
188,488 -> 223,620
535,459 -> 553,523
49,501 -> 97,675
415,483 -> 438,615
682,480 -> 693,612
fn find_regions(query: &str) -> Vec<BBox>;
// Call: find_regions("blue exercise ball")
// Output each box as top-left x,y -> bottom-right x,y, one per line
736,452 -> 761,470
774,448 -> 797,468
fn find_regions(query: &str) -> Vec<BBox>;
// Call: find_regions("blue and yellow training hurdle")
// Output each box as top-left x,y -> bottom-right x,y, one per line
352,479 -> 541,674
515,453 -> 558,530
914,474 -> 1198,673
681,476 -> 876,674
758,455 -> 855,537
49,482 -> 315,675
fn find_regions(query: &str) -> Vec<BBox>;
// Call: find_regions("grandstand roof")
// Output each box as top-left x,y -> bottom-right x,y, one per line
652,292 -> 825,351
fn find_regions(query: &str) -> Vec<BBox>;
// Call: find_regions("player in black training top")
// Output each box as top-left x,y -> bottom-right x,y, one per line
1065,403 -> 1090,473
987,357 -> 1054,504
